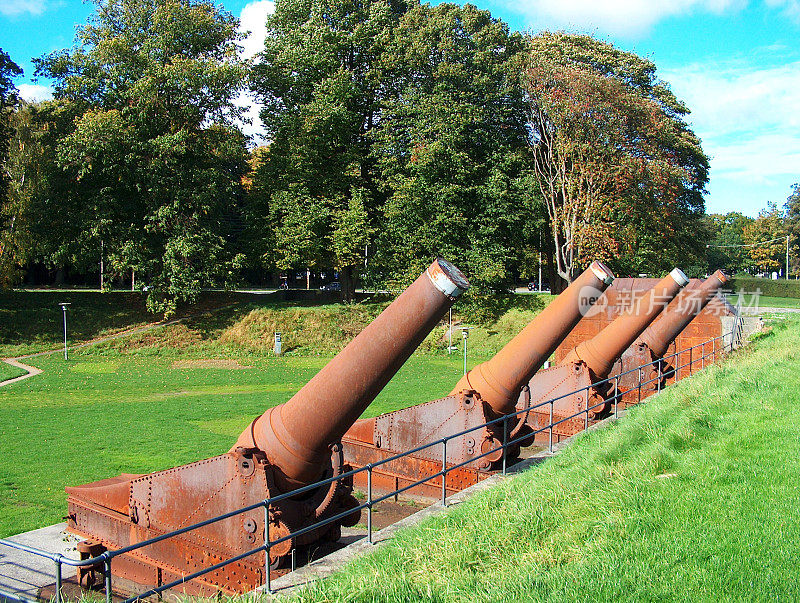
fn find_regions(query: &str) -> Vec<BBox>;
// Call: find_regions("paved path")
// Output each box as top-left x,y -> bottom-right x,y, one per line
0,524 -> 82,603
0,360 -> 42,387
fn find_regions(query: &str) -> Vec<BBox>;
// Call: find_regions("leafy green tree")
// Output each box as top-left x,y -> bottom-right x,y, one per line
0,48 -> 23,284
35,0 -> 249,314
371,2 -> 534,292
525,32 -> 709,285
742,202 -> 787,275
784,184 -> 800,276
703,212 -> 754,275
250,0 -> 403,300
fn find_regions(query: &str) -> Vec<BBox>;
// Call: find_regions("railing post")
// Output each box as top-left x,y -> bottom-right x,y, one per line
441,439 -> 447,507
502,416 -> 508,476
54,555 -> 62,603
701,341 -> 705,370
367,465 -> 374,544
713,336 -> 716,362
584,386 -> 589,431
689,346 -> 694,375
549,400 -> 554,453
637,368 -> 643,405
264,503 -> 272,595
104,556 -> 112,603
614,375 -> 619,418
657,360 -> 662,393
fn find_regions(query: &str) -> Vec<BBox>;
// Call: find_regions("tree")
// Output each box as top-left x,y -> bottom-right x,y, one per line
703,212 -> 754,275
525,32 -> 709,285
0,48 -> 23,284
250,0 -> 404,301
784,183 -> 800,276
742,202 -> 787,275
35,0 -> 249,314
252,0 -> 537,299
370,2 -> 534,292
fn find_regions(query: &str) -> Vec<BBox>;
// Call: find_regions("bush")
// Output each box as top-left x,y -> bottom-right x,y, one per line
728,276 -> 800,299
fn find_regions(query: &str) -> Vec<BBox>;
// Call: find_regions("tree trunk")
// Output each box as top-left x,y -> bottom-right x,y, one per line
541,241 -> 565,294
341,265 -> 355,303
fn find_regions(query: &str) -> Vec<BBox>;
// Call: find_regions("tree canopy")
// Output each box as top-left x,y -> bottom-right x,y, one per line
251,0 -> 535,298
0,48 -> 23,284
525,32 -> 709,284
2,3 -> 729,311
33,0 -> 249,314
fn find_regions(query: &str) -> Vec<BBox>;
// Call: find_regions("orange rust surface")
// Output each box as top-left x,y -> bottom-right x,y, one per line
554,278 -> 734,365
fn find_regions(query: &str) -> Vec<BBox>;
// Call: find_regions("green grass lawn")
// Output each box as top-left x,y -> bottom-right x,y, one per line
0,350 -> 479,538
290,318 -> 800,602
0,362 -> 26,381
726,293 -> 800,309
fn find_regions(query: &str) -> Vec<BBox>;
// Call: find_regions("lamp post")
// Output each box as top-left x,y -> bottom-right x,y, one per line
58,303 -> 71,360
461,327 -> 473,376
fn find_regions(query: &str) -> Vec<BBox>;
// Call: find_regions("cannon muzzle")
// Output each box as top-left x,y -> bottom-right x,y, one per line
561,268 -> 689,380
638,270 -> 729,358
449,261 -> 614,415
234,258 -> 470,490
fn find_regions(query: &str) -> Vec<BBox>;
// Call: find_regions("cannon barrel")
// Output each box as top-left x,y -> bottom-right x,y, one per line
234,258 -> 469,490
562,268 -> 689,380
449,261 -> 614,415
639,270 -> 729,358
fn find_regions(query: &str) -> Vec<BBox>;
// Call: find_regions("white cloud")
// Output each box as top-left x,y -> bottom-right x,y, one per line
662,57 -> 800,214
238,0 -> 274,60
0,0 -> 46,16
665,60 -> 800,135
18,83 -> 53,102
505,0 -> 744,37
766,0 -> 800,20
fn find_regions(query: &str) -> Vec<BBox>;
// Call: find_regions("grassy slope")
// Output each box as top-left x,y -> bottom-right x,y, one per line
0,290 -> 153,358
291,318 -> 800,602
0,289 -> 555,360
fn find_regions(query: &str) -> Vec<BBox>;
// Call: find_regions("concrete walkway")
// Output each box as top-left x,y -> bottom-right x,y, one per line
0,524 -> 82,603
0,360 -> 42,388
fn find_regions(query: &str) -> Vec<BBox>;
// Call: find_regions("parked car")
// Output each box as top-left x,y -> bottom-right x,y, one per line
320,282 -> 341,291
526,281 -> 550,292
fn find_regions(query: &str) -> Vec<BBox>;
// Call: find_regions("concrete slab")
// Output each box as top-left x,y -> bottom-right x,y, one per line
0,524 -> 82,602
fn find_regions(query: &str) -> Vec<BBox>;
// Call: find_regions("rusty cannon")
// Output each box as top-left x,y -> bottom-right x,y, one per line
341,261 -> 615,498
517,268 -> 690,444
612,269 -> 729,407
64,259 -> 469,596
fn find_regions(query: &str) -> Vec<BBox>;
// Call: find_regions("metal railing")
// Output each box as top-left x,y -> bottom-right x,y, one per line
0,324 -> 744,602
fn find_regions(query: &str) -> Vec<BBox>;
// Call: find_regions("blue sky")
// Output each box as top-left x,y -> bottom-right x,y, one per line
2,0 -> 799,217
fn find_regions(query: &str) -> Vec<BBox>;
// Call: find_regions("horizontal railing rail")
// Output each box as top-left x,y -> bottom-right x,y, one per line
0,321 -> 744,602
